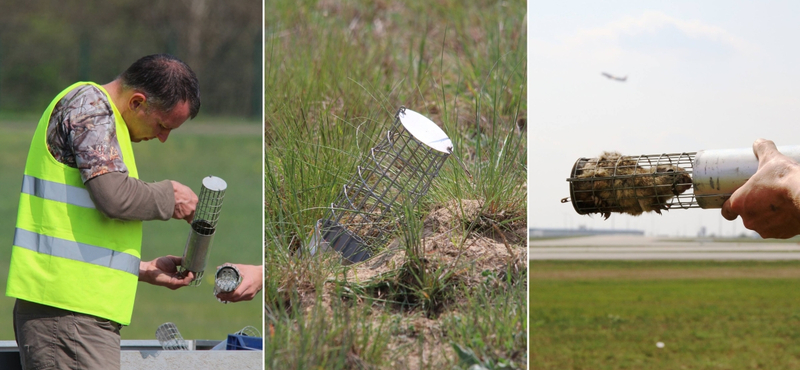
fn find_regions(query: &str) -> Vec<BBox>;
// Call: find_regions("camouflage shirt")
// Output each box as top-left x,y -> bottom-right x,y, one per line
46,85 -> 128,183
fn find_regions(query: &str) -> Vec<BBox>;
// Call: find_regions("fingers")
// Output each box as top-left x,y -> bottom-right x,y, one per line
140,257 -> 195,289
752,139 -> 780,169
214,264 -> 262,303
165,255 -> 184,266
216,287 -> 256,303
167,275 -> 194,290
722,138 -> 776,222
181,207 -> 196,223
171,181 -> 198,222
721,198 -> 739,221
180,270 -> 195,282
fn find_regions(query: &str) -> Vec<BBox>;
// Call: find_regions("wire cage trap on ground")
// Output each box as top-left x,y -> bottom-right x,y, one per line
565,151 -> 698,219
180,176 -> 227,285
312,107 -> 453,264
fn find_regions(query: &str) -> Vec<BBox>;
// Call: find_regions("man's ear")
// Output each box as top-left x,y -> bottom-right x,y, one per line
129,93 -> 147,112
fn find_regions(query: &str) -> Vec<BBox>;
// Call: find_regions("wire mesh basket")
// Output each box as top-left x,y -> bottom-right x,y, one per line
313,107 -> 452,263
192,176 -> 226,235
180,176 -> 227,285
565,151 -> 698,219
155,322 -> 189,351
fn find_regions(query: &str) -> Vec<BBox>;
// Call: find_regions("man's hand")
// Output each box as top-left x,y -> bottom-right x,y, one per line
721,139 -> 800,239
171,181 -> 197,223
214,264 -> 263,303
139,255 -> 195,289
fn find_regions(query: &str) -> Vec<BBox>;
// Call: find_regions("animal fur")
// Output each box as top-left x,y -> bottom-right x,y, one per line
572,151 -> 692,219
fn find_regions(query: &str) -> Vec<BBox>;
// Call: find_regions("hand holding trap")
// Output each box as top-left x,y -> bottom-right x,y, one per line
564,145 -> 800,219
179,176 -> 227,285
310,107 -> 453,264
213,263 -> 242,303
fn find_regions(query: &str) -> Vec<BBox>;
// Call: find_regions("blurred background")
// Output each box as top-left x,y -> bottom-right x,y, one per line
0,0 -> 262,340
0,0 -> 262,117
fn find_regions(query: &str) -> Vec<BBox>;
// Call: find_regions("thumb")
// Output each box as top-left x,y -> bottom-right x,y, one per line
721,197 -> 738,221
166,255 -> 184,266
752,139 -> 780,169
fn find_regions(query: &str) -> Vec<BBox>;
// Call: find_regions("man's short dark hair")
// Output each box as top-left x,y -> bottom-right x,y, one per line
120,54 -> 201,119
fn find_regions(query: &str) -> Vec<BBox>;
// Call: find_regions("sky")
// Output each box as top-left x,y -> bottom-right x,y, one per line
528,1 -> 800,237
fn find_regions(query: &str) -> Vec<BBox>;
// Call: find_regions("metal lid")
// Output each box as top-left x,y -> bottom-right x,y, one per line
202,176 -> 227,191
398,108 -> 453,153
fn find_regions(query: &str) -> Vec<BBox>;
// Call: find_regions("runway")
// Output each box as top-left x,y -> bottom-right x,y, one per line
529,235 -> 800,260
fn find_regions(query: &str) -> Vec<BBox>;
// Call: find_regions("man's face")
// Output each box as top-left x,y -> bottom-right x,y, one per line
125,95 -> 191,143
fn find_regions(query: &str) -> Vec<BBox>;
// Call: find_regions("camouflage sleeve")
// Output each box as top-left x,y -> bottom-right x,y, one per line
47,85 -> 128,183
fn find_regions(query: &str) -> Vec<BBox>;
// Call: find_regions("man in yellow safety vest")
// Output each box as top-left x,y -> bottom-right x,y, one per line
7,54 -> 202,370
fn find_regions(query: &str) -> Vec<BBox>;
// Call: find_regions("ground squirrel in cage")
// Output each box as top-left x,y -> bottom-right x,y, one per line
574,151 -> 692,219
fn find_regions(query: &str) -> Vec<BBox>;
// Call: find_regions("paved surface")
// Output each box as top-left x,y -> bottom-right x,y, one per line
121,351 -> 261,370
0,340 -> 262,370
529,235 -> 800,260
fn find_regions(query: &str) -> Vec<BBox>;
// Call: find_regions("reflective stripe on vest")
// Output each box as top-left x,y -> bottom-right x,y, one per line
21,174 -> 95,209
7,81 -> 142,326
13,228 -> 139,276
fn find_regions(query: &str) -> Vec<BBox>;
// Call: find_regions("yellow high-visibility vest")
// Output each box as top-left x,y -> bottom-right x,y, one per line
6,82 -> 142,325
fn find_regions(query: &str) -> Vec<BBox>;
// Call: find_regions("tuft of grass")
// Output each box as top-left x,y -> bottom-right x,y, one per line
445,261 -> 528,369
266,289 -> 393,369
379,202 -> 460,318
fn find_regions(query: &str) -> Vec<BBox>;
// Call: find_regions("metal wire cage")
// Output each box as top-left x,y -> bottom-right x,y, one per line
180,176 -> 227,285
155,322 -> 189,351
316,107 -> 452,263
192,176 -> 227,235
566,152 -> 699,218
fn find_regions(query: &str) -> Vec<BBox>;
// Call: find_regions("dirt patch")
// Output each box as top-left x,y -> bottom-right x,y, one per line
425,199 -> 526,245
343,199 -> 524,285
303,199 -> 526,367
384,313 -> 449,370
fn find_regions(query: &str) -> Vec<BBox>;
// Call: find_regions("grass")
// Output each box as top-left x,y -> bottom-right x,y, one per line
0,118 -> 262,340
265,0 -> 526,368
530,260 -> 800,369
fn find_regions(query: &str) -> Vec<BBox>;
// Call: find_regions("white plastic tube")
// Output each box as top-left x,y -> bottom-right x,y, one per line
693,145 -> 800,208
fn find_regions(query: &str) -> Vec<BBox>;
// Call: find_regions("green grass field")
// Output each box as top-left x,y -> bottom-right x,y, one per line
531,261 -> 800,369
0,117 -> 262,340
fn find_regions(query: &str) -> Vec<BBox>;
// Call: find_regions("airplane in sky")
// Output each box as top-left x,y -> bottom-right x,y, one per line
601,72 -> 627,82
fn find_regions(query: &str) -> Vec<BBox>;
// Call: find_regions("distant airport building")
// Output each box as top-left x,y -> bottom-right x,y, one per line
529,226 -> 644,238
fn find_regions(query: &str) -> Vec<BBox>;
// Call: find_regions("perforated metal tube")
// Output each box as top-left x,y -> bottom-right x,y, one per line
181,176 -> 227,285
213,264 -> 242,304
